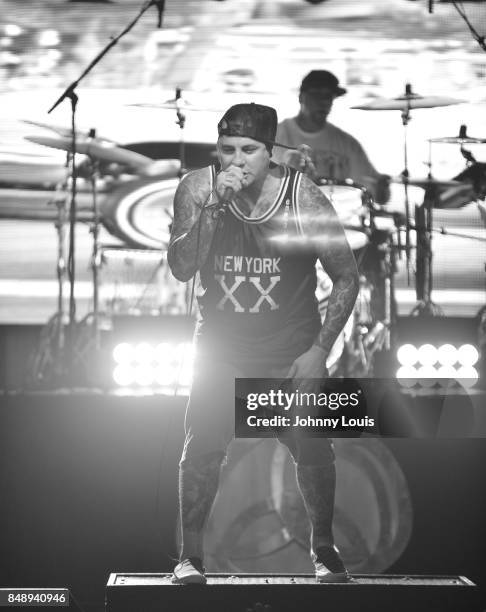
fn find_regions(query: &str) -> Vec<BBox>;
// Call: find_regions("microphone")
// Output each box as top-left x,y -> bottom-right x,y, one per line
222,186 -> 234,204
154,0 -> 165,28
213,187 -> 234,218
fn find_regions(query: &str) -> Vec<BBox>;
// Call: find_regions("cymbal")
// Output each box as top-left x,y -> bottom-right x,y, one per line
21,119 -> 72,137
429,135 -> 486,144
352,84 -> 465,111
391,176 -> 464,189
430,124 -> 486,144
128,97 -> 223,112
21,119 -> 116,142
25,135 -> 152,168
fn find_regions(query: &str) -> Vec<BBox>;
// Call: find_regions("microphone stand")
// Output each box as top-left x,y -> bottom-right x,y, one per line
46,0 -> 162,383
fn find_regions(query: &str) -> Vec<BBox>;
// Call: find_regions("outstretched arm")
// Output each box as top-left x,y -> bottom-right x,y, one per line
287,176 -> 359,380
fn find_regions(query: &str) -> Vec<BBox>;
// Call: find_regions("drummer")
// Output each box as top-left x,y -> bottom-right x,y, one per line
273,70 -> 390,204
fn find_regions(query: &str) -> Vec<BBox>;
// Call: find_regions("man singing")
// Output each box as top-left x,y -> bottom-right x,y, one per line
168,103 -> 359,584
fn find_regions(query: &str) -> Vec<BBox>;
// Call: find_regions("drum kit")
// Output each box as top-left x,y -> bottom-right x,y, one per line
24,84 -> 486,383
24,90 -> 211,385
320,84 -> 486,376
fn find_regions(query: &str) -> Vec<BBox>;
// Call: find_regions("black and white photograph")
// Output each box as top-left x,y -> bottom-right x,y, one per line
0,1 -> 485,611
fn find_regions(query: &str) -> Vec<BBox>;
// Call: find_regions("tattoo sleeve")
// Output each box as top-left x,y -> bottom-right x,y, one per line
167,169 -> 220,282
298,176 -> 360,357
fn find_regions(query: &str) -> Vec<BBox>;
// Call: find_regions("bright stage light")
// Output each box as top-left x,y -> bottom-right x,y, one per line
455,366 -> 479,388
437,344 -> 458,367
134,365 -> 155,387
436,365 -> 457,379
417,344 -> 438,367
113,340 -> 195,390
416,365 -> 437,387
113,342 -> 134,364
397,344 -> 418,367
155,342 -> 172,364
457,344 -> 479,367
134,342 -> 155,364
396,366 -> 417,387
110,314 -> 195,392
155,366 -> 176,386
113,364 -> 135,386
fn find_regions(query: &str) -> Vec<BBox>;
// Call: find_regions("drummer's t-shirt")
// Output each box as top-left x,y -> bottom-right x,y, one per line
274,118 -> 379,187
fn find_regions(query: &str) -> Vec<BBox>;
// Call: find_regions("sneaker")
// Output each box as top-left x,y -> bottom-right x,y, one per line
172,557 -> 207,585
313,546 -> 350,583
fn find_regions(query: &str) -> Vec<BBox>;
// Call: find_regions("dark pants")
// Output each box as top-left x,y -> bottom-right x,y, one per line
181,358 -> 334,467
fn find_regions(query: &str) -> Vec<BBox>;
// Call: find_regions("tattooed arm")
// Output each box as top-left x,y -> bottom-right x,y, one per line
167,168 -> 220,282
305,177 -> 359,357
287,175 -> 359,380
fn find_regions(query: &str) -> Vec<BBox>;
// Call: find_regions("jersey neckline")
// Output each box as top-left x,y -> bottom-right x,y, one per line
229,166 -> 290,224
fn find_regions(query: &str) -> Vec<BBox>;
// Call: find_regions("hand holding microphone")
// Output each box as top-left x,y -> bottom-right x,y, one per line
214,167 -> 244,216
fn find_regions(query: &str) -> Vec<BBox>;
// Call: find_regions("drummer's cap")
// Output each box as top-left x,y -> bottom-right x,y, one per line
300,70 -> 347,98
218,103 -> 278,152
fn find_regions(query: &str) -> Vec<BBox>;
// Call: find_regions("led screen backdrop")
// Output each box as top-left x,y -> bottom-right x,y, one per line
0,0 -> 485,323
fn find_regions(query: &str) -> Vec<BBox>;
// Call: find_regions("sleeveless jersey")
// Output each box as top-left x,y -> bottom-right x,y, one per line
196,164 -> 321,368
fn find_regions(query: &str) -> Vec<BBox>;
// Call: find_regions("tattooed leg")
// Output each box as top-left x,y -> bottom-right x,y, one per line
178,451 -> 225,560
295,462 -> 336,554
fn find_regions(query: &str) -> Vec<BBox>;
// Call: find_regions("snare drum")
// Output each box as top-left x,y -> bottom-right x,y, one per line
318,179 -> 372,251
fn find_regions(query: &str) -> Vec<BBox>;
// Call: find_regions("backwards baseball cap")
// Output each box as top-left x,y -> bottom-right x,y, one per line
300,70 -> 347,97
217,103 -> 278,147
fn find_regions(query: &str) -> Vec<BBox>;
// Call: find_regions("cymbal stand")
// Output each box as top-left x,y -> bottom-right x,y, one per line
50,154 -> 72,360
399,84 -> 414,284
370,210 -> 396,353
341,207 -> 397,377
47,0 -> 162,379
87,148 -> 103,351
27,158 -> 71,387
174,87 -> 187,178
52,174 -> 69,356
411,175 -> 444,316
381,235 -> 394,352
